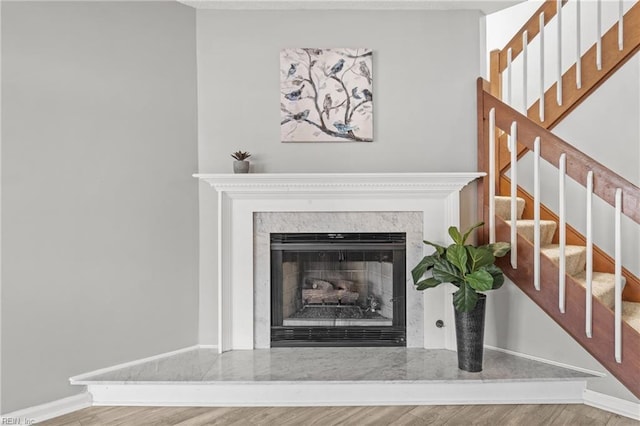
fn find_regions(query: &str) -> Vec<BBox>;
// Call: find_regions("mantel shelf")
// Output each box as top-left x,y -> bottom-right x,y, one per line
193,172 -> 485,193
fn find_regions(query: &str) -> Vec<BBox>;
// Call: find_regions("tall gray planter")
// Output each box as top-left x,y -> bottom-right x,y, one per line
454,294 -> 486,372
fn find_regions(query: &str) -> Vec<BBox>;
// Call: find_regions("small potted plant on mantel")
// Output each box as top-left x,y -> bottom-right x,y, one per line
231,150 -> 251,174
411,222 -> 510,372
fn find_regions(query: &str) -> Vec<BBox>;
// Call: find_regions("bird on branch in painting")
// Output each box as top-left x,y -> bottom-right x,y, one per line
351,87 -> 362,100
280,109 -> 309,125
287,63 -> 298,78
328,59 -> 345,76
323,94 -> 333,118
359,61 -> 372,84
292,109 -> 309,121
333,121 -> 359,134
362,89 -> 373,102
284,84 -> 305,101
303,48 -> 323,56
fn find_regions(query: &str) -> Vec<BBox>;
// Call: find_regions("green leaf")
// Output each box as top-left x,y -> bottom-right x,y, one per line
482,242 -> 511,258
484,264 -> 505,289
415,277 -> 442,291
465,269 -> 494,292
432,258 -> 464,284
446,245 -> 468,274
448,226 -> 463,245
466,246 -> 495,272
423,240 -> 445,256
453,282 -> 479,312
461,222 -> 484,245
411,255 -> 437,284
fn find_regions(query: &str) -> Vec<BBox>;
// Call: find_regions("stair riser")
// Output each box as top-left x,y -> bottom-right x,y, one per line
622,302 -> 640,333
574,272 -> 620,311
495,197 -> 525,221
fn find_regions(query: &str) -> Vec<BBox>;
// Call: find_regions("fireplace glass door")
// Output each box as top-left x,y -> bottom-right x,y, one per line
270,233 -> 406,347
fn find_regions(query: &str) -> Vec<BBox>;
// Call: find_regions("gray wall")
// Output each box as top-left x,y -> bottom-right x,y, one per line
196,9 -> 483,344
1,2 -> 199,413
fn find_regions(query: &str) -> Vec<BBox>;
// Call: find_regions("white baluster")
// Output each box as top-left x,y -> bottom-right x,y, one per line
507,48 -> 513,106
539,12 -> 546,122
510,121 -> 518,269
556,0 -> 563,106
614,188 -> 622,363
576,0 -> 582,89
534,137 -> 541,291
489,108 -> 496,244
619,0 -> 624,51
586,171 -> 594,338
597,0 -> 602,70
523,31 -> 528,113
559,153 -> 567,313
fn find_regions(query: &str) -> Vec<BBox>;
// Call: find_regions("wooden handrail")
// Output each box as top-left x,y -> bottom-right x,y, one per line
480,83 -> 640,225
497,0 -> 567,72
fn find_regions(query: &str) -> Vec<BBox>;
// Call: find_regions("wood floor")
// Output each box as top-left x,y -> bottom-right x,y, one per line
39,405 -> 637,425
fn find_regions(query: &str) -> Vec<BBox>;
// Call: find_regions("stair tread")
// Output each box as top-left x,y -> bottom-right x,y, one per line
505,219 -> 557,225
572,271 -> 617,309
622,302 -> 640,333
505,220 -> 557,246
540,244 -> 587,256
540,244 -> 587,276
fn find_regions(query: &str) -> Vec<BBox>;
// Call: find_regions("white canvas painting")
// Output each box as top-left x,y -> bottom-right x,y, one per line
280,48 -> 373,142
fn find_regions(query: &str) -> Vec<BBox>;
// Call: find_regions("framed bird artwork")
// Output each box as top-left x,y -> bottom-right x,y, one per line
280,48 -> 373,142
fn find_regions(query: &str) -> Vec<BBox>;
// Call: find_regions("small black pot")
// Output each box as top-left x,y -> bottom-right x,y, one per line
454,293 -> 486,372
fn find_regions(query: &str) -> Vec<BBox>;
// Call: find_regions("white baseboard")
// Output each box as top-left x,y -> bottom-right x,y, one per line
70,344 -> 214,383
484,345 -> 605,377
197,344 -> 218,350
5,382 -> 636,423
583,389 -> 640,420
1,392 -> 92,424
88,380 -> 587,407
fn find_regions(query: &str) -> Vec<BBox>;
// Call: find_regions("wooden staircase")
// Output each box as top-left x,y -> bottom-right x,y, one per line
479,0 -> 640,399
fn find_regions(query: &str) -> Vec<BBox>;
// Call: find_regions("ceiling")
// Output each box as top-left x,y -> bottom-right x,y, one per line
176,0 -> 524,15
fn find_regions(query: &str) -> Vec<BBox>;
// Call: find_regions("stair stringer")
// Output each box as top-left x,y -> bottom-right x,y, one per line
494,217 -> 640,400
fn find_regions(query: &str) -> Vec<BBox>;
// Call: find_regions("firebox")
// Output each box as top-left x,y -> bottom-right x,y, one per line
270,232 -> 406,347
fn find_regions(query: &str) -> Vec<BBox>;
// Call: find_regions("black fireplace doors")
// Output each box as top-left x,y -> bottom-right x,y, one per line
270,232 -> 406,347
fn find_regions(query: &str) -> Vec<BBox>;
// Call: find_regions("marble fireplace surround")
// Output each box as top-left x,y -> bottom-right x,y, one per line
254,211 -> 423,348
195,173 -> 484,352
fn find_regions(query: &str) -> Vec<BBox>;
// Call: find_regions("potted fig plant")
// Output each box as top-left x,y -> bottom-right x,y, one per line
231,150 -> 251,173
411,222 -> 510,372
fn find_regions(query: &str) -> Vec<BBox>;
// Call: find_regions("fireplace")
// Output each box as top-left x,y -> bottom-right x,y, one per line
270,232 -> 406,346
194,172 -> 483,351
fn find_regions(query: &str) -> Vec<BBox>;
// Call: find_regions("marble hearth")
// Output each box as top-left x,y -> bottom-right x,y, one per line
195,173 -> 484,352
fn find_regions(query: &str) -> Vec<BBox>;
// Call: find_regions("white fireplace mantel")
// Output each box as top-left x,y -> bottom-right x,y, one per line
194,172 -> 484,193
195,172 -> 484,352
